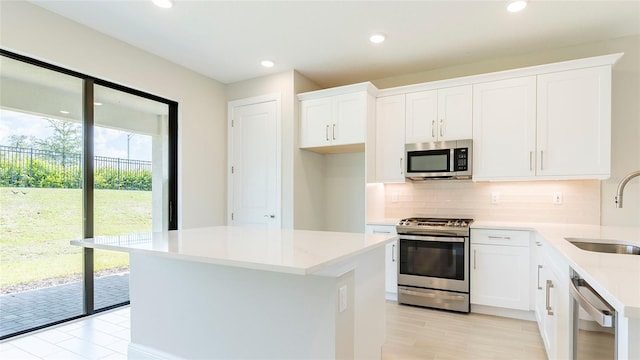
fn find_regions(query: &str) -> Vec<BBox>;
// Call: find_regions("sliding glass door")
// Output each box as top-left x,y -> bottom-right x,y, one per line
0,50 -> 177,339
92,84 -> 170,310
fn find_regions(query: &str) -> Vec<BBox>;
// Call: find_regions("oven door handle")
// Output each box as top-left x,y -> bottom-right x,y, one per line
398,234 -> 465,243
399,288 -> 466,301
569,277 -> 615,328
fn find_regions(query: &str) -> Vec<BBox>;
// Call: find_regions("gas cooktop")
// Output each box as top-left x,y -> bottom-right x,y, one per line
396,217 -> 474,236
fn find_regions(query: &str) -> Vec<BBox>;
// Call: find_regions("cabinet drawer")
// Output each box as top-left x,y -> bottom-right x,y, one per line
471,229 -> 530,247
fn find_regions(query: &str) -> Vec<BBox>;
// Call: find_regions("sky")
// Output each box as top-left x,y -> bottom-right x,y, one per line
0,109 -> 152,161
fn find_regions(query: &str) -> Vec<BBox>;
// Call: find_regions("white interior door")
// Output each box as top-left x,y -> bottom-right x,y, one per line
229,98 -> 280,228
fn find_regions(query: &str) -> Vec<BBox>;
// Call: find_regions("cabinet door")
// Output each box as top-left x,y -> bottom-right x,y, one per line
537,66 -> 611,177
300,97 -> 331,148
438,85 -> 472,141
405,90 -> 438,143
470,243 -> 530,310
375,95 -> 406,183
365,225 -> 398,299
332,92 -> 366,146
473,77 -> 536,180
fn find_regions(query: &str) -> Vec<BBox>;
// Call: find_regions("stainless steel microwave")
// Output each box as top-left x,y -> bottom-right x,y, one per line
405,140 -> 472,180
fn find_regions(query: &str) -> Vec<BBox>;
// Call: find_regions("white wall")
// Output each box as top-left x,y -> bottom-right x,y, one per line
0,1 -> 227,229
374,35 -> 640,227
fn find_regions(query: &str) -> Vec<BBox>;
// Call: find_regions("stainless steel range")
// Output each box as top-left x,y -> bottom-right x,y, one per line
396,217 -> 473,313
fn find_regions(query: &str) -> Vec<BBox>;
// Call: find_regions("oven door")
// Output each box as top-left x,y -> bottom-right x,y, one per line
398,234 -> 469,293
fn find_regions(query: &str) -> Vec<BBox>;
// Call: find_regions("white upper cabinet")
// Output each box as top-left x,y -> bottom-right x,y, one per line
300,97 -> 332,148
536,66 -> 611,178
473,77 -> 537,180
405,85 -> 472,144
299,82 -> 377,153
473,64 -> 615,181
375,94 -> 406,183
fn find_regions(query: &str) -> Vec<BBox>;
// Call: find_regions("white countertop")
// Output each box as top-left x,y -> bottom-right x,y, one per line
71,226 -> 397,276
472,221 -> 640,318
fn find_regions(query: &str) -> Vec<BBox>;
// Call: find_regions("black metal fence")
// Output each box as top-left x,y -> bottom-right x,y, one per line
0,145 -> 152,190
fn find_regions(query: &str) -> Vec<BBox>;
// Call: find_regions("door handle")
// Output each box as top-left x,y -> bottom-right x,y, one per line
332,124 -> 336,140
400,157 -> 403,175
529,151 -> 534,171
325,125 -> 329,141
392,243 -> 396,262
540,150 -> 544,171
264,214 -> 275,219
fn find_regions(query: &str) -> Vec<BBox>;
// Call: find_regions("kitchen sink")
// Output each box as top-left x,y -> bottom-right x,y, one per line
566,238 -> 640,255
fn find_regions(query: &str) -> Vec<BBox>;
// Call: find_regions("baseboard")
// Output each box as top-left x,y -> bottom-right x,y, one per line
385,291 -> 398,302
471,304 -> 536,321
128,343 -> 183,360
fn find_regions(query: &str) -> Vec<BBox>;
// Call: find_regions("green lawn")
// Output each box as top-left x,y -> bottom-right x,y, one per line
0,187 -> 151,288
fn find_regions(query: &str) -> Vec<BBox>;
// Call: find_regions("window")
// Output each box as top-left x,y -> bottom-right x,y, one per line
0,49 -> 177,339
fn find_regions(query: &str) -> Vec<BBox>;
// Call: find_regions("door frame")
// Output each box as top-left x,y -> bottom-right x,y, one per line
227,93 -> 282,227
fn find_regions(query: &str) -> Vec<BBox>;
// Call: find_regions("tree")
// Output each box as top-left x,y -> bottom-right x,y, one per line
7,135 -> 36,148
35,118 -> 82,154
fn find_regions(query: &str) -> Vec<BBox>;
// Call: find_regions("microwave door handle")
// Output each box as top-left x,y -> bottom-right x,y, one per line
450,148 -> 455,172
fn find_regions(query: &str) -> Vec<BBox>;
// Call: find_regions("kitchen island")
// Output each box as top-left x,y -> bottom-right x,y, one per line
71,226 -> 397,359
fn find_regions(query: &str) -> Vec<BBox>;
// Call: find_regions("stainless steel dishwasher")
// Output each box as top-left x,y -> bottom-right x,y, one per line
570,269 -> 617,359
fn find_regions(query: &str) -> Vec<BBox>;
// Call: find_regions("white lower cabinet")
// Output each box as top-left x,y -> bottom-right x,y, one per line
470,229 -> 531,310
365,225 -> 398,300
533,234 -> 571,360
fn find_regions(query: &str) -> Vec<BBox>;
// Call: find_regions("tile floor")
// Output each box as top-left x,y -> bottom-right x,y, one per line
0,307 -> 130,360
1,302 -> 545,359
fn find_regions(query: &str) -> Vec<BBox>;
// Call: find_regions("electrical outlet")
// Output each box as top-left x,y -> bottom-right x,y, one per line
553,192 -> 563,204
491,192 -> 500,204
339,285 -> 347,312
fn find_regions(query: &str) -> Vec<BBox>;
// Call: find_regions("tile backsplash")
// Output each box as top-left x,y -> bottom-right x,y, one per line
383,180 -> 600,224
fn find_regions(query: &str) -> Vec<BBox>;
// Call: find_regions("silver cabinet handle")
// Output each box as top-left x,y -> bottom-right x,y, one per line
529,151 -> 534,171
325,125 -> 329,141
372,230 -> 391,234
332,124 -> 336,140
392,244 -> 396,262
264,214 -> 275,219
439,119 -> 444,137
488,235 -> 511,240
546,279 -> 554,315
473,249 -> 477,270
540,150 -> 544,170
537,265 -> 543,290
431,119 -> 436,138
400,157 -> 403,175
536,241 -> 542,247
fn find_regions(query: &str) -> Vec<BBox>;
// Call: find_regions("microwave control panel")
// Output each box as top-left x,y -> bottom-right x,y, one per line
453,148 -> 469,171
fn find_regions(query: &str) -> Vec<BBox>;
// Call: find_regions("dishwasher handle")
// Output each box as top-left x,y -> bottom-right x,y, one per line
569,276 -> 615,328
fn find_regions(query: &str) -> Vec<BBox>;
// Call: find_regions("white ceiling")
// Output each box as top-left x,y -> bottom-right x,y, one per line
30,0 -> 640,88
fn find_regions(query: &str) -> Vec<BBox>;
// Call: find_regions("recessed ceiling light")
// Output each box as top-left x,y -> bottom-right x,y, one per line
507,0 -> 527,13
59,110 -> 70,114
152,0 -> 174,9
369,33 -> 386,44
261,60 -> 275,68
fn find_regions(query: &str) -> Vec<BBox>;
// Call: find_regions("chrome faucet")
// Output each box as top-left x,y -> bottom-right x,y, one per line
615,170 -> 640,208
